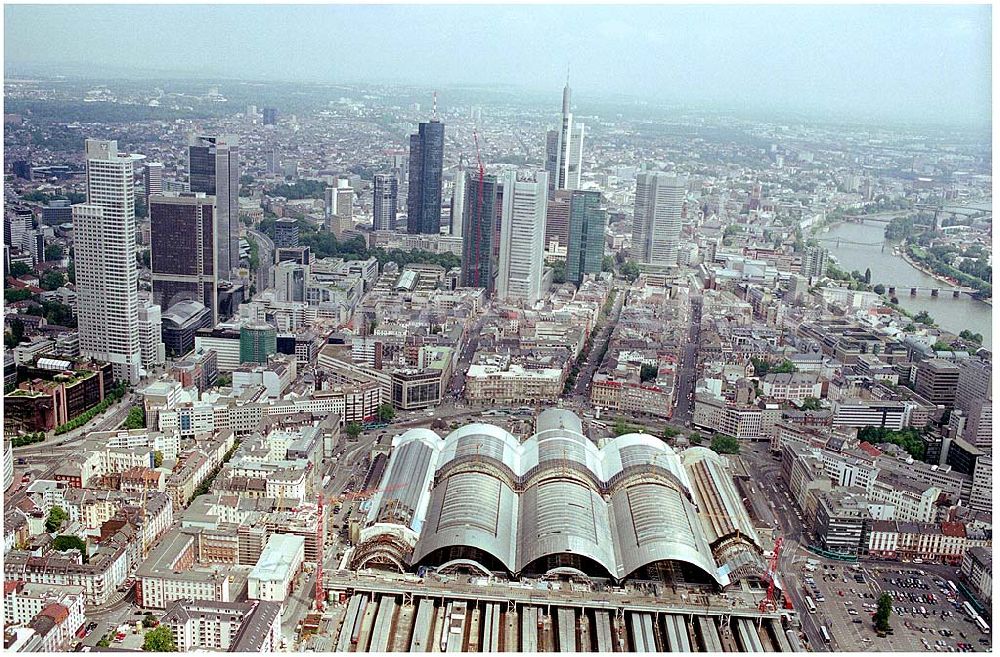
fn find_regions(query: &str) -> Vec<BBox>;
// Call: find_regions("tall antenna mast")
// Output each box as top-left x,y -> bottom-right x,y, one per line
432,91 -> 438,120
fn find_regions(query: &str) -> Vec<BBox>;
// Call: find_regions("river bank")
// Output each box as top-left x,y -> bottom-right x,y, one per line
822,221 -> 992,347
898,241 -> 992,306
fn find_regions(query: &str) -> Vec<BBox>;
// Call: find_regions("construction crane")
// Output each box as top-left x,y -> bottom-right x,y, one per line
759,536 -> 784,613
472,130 -> 485,287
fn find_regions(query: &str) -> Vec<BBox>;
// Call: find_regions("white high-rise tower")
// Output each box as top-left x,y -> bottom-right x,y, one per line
545,75 -> 585,193
498,170 -> 548,305
74,139 -> 142,383
632,171 -> 686,269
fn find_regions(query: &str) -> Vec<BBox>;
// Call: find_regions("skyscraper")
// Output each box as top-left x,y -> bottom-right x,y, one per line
149,193 -> 220,326
144,162 -> 163,208
566,190 -> 608,285
273,217 -> 299,248
325,179 -> 354,235
544,190 -> 572,254
262,107 -> 278,126
450,169 -> 465,239
188,135 -> 240,279
73,139 -> 142,383
544,79 -> 585,194
406,119 -> 444,234
372,173 -> 398,231
460,172 -> 502,293
955,356 -> 992,448
497,171 -> 548,305
632,171 -> 685,268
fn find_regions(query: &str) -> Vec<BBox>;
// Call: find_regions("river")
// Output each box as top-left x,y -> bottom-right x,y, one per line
821,221 -> 992,348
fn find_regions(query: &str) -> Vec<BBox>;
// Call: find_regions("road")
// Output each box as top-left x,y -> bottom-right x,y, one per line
672,294 -> 701,424
571,285 -> 624,400
247,228 -> 274,294
447,311 -> 489,398
12,391 -> 138,455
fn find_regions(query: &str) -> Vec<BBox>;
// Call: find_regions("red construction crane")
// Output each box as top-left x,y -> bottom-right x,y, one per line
314,492 -> 324,612
759,536 -> 784,613
472,130 -> 485,287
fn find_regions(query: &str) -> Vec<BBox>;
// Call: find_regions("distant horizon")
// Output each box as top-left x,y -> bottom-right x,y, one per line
4,4 -> 991,130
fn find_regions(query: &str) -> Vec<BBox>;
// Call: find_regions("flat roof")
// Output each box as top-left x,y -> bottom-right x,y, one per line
249,534 -> 304,582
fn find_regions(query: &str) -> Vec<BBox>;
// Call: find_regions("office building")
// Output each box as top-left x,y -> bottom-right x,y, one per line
12,160 -> 32,180
262,107 -> 277,125
544,79 -> 585,193
272,261 -> 307,303
240,323 -> 277,364
42,200 -> 73,227
248,534 -> 305,603
460,172 -> 501,293
273,217 -> 299,248
449,170 -> 465,238
372,172 -> 398,232
544,190 -> 572,254
497,171 -> 548,305
73,139 -> 142,383
138,298 -> 166,370
162,301 -> 213,358
144,162 -> 164,208
406,119 -> 445,234
632,171 -> 685,268
325,179 -> 354,235
149,193 -> 220,326
955,356 -> 992,448
188,134 -> 240,279
802,246 -> 829,279
914,358 -> 961,408
566,190 -> 607,285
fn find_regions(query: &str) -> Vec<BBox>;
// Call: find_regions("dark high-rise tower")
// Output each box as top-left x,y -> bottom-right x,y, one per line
460,172 -> 502,294
149,193 -> 219,326
406,119 -> 444,234
566,190 -> 607,285
372,173 -> 398,231
188,135 -> 239,280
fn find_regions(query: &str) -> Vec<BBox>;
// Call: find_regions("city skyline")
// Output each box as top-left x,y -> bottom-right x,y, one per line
3,4 -> 991,127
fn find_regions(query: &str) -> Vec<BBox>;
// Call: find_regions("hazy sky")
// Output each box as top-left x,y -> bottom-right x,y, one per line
4,4 -> 992,125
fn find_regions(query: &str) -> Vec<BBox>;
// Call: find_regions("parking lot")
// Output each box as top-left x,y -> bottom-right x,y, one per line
799,561 -> 991,652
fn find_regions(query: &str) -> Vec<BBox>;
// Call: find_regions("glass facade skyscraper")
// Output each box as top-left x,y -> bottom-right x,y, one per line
406,119 -> 444,234
567,190 -> 607,285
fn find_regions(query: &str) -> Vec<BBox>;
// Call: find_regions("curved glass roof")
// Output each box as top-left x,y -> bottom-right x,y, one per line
361,412 -> 756,587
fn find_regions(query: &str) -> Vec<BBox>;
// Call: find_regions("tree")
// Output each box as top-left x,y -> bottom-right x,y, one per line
345,422 -> 363,439
39,269 -> 66,291
550,260 -> 567,285
142,613 -> 157,628
52,535 -> 87,562
799,397 -> 823,411
5,318 -> 25,348
710,434 -> 740,455
376,403 -> 395,423
153,451 -> 164,468
4,288 -> 33,303
601,255 -> 615,273
662,426 -> 680,439
621,261 -> 641,282
97,637 -> 111,648
125,406 -> 145,430
612,418 -> 642,437
9,261 -> 31,278
864,267 -> 872,284
874,592 -> 893,632
959,330 -> 983,345
689,433 -> 704,445
913,311 -> 935,326
142,626 -> 176,652
45,506 -> 68,533
44,244 -> 64,261
873,284 -> 885,295
639,363 -> 658,383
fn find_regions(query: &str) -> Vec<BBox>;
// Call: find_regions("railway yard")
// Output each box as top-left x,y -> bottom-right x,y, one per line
325,592 -> 803,653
